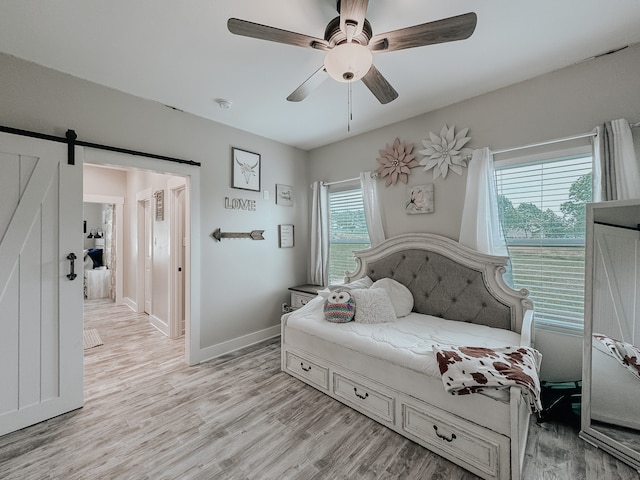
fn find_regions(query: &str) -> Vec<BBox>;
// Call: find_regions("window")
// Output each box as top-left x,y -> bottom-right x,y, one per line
328,186 -> 371,284
495,149 -> 592,334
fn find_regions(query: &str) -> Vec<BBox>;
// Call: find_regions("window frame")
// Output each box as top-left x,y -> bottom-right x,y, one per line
494,144 -> 593,336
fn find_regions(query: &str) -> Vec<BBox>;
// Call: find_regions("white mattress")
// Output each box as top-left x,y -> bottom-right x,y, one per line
285,296 -> 523,378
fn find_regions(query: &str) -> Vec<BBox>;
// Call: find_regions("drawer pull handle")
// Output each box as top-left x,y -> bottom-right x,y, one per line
433,425 -> 456,442
354,387 -> 369,400
300,362 -> 311,372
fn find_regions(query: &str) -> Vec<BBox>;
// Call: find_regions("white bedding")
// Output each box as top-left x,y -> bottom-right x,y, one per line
287,296 -> 522,379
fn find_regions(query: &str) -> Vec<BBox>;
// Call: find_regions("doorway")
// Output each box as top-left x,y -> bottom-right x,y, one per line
82,147 -> 200,366
82,196 -> 124,305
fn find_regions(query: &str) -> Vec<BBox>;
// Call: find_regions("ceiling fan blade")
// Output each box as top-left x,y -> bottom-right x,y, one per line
287,66 -> 329,102
369,12 -> 477,52
339,0 -> 369,41
361,65 -> 398,104
228,18 -> 330,51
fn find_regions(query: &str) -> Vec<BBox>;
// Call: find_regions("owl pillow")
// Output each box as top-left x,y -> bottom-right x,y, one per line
323,290 -> 356,323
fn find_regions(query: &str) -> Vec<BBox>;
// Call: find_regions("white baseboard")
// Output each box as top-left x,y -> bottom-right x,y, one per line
123,297 -> 137,312
198,325 -> 280,364
150,314 -> 169,337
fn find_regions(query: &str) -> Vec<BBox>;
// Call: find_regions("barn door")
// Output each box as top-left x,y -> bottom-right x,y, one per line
0,132 -> 83,436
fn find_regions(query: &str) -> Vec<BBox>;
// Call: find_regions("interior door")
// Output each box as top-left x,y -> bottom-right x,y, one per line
0,132 -> 83,436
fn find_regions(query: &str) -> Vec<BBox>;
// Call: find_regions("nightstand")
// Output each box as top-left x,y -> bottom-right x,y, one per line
288,284 -> 324,310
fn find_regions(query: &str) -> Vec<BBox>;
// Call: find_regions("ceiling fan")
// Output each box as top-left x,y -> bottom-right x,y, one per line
227,0 -> 477,104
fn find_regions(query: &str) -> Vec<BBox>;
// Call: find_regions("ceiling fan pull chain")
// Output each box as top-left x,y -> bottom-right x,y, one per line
347,81 -> 352,132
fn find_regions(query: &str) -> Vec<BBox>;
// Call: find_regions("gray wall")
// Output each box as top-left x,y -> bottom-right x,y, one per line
308,44 -> 640,381
0,52 -> 310,360
3,41 -> 639,377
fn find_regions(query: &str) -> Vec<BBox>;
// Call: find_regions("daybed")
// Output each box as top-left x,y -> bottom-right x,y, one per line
281,233 -> 536,480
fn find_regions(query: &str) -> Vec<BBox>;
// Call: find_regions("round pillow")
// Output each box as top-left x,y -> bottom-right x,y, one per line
371,278 -> 414,317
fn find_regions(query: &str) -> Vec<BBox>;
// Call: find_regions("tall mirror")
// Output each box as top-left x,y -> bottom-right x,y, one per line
581,199 -> 640,470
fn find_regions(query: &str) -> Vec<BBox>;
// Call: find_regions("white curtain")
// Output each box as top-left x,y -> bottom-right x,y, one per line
310,181 -> 329,286
360,172 -> 385,246
596,118 -> 640,201
459,147 -> 507,256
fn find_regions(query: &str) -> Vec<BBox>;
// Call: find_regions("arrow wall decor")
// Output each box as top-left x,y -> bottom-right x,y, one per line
211,228 -> 265,241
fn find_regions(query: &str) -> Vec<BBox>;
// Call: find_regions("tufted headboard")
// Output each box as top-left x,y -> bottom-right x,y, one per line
345,233 -> 533,334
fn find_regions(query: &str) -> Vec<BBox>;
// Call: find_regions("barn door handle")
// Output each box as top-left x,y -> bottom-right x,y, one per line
66,253 -> 77,280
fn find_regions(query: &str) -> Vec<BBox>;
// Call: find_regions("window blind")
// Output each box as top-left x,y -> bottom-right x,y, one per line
328,188 -> 370,284
495,155 -> 592,334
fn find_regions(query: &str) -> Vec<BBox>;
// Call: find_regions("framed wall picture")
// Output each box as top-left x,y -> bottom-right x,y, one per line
276,184 -> 293,206
278,224 -> 294,248
154,189 -> 165,221
232,147 -> 261,192
406,184 -> 434,214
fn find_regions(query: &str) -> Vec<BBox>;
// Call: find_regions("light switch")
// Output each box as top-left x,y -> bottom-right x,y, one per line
263,190 -> 270,200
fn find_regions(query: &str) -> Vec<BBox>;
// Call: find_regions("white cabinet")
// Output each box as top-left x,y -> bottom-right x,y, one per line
85,268 -> 111,299
581,199 -> 640,471
288,284 -> 322,310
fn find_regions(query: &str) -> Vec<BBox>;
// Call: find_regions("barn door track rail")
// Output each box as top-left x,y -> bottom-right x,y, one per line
0,125 -> 200,167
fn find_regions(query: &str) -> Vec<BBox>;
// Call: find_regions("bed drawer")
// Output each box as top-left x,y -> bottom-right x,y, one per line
284,350 -> 329,390
401,401 -> 508,480
333,373 -> 395,425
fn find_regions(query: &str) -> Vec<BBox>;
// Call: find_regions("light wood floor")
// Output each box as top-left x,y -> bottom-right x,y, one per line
0,300 -> 637,479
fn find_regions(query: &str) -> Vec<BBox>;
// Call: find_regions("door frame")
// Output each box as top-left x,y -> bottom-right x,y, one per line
83,194 -> 124,305
168,177 -> 188,339
136,189 -> 153,315
83,148 -> 201,366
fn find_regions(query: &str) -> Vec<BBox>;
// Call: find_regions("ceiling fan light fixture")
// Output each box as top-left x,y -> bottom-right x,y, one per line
324,43 -> 372,82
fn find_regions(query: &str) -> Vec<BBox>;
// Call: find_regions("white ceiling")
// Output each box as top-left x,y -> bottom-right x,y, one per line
1,1 -> 640,151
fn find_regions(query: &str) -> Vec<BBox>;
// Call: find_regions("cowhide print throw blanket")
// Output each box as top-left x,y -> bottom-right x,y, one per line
594,333 -> 640,380
432,345 -> 543,412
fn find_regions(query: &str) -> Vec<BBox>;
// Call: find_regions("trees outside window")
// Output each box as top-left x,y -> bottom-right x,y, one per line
495,154 -> 592,333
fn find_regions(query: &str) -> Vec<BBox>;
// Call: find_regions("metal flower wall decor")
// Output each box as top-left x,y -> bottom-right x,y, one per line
419,125 -> 472,180
374,138 -> 419,186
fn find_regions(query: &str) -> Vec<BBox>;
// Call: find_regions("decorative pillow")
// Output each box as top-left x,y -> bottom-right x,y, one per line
318,276 -> 373,300
371,278 -> 414,317
351,288 -> 396,324
323,290 -> 356,323
87,248 -> 103,269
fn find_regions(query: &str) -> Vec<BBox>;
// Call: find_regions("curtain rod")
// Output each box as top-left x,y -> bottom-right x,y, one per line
322,177 -> 359,186
315,172 -> 378,188
308,177 -> 358,190
492,121 -> 638,156
490,131 -> 597,156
